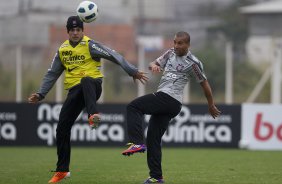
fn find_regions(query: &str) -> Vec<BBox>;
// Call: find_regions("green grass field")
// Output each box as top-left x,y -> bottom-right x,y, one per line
0,147 -> 281,184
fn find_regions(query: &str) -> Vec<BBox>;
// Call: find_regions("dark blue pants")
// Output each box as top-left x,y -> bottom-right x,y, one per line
126,92 -> 181,179
56,77 -> 102,172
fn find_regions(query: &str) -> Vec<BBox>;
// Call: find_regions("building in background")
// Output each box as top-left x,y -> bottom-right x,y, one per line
0,0 -> 237,102
240,0 -> 282,104
240,0 -> 282,63
0,0 -> 234,47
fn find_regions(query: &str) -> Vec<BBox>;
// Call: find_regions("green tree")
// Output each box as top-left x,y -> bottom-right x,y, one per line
207,0 -> 256,62
190,46 -> 225,103
208,0 -> 255,44
192,46 -> 266,104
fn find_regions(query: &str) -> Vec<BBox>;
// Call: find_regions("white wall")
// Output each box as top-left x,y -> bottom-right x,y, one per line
246,36 -> 282,63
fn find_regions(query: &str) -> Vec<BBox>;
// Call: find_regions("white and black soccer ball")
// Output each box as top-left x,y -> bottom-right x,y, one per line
77,1 -> 99,23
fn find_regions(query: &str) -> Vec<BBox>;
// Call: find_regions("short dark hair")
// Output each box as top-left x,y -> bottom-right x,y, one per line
176,31 -> 190,44
66,16 -> 84,32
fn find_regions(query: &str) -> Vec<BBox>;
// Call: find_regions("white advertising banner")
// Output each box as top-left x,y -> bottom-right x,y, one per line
241,104 -> 282,150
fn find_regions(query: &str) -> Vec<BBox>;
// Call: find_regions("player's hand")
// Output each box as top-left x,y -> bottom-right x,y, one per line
149,63 -> 161,73
133,71 -> 148,84
208,104 -> 221,119
28,93 -> 40,104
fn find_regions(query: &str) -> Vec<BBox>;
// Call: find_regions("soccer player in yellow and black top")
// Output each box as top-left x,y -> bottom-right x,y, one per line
28,16 -> 148,183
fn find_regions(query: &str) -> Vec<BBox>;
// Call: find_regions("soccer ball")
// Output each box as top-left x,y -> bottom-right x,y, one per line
76,1 -> 99,23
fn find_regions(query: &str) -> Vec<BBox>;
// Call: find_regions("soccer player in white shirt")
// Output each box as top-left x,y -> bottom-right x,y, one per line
122,31 -> 221,184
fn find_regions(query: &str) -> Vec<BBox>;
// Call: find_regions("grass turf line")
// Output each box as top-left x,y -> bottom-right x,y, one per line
0,147 -> 281,184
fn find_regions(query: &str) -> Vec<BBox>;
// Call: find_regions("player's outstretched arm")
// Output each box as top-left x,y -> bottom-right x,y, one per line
29,52 -> 64,104
133,71 -> 148,84
200,80 -> 221,119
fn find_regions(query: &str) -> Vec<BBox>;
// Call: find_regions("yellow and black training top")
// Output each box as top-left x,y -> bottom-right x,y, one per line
59,36 -> 103,89
37,35 -> 138,97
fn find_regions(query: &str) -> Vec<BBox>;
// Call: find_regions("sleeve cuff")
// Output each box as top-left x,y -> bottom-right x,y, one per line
36,93 -> 45,101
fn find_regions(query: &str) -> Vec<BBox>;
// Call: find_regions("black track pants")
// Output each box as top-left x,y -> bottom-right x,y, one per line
126,92 -> 181,179
56,77 -> 102,172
